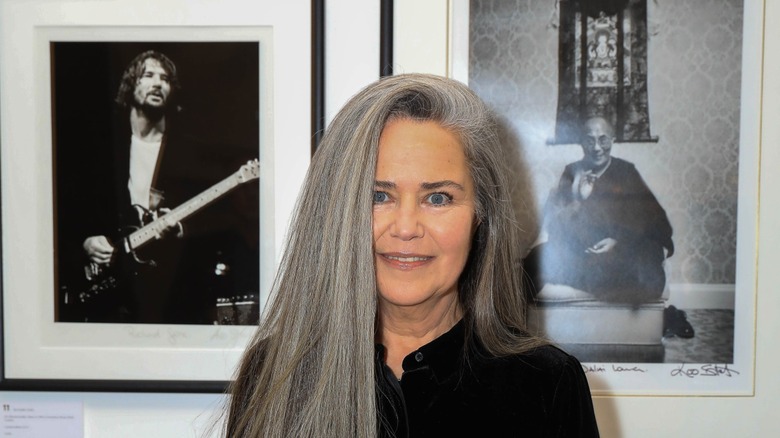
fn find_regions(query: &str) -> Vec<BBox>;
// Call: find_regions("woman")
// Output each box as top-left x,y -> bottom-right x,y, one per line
226,74 -> 599,437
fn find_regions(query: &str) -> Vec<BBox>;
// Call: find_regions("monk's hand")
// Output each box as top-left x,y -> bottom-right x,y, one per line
573,170 -> 597,200
586,237 -> 617,254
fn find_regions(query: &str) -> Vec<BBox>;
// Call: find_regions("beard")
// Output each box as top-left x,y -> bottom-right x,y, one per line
137,101 -> 167,122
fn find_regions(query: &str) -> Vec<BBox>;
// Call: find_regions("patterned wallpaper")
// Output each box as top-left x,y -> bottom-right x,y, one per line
469,0 -> 743,284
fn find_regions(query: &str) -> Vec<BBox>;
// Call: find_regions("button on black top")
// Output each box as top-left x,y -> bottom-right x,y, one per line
414,352 -> 424,362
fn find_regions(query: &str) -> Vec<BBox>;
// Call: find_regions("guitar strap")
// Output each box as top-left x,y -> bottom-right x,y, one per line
148,130 -> 169,211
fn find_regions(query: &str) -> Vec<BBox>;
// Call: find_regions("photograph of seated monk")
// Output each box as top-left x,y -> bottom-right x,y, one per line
525,117 -> 693,341
225,74 -> 600,437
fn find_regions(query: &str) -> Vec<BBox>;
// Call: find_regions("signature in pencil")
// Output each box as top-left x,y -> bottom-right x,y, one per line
670,363 -> 740,378
582,364 -> 607,373
611,365 -> 647,373
581,364 -> 647,374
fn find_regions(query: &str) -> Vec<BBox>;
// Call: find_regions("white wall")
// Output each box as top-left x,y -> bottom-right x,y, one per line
325,0 -> 381,123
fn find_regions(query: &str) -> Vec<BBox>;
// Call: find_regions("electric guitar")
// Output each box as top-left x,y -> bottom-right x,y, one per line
77,159 -> 260,303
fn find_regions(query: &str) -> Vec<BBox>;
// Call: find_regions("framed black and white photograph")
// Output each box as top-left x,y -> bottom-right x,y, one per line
449,0 -> 759,395
1,0 -> 315,391
53,41 -> 261,326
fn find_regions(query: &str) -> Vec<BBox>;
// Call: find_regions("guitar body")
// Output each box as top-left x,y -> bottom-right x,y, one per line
73,233 -> 186,323
66,160 -> 260,323
69,230 -> 155,322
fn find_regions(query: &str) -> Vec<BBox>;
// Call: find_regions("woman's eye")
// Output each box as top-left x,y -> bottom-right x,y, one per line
426,193 -> 452,206
373,191 -> 389,204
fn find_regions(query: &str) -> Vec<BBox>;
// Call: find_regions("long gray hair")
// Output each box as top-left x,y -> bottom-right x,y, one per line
226,74 -> 542,437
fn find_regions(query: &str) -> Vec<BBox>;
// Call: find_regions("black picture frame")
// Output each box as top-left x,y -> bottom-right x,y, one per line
312,0 -> 326,153
380,0 -> 394,77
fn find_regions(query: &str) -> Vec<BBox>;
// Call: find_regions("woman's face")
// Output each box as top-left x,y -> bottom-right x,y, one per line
373,118 -> 476,312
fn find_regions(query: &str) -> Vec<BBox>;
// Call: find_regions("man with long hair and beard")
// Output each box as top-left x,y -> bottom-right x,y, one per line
67,49 -> 255,324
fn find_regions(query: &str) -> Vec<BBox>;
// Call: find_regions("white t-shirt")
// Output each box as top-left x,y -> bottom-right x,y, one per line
127,134 -> 162,209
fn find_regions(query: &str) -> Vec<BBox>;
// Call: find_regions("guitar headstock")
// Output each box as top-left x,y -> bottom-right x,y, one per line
236,159 -> 260,182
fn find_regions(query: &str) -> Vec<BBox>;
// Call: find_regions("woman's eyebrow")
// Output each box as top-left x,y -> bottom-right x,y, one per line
420,180 -> 465,191
374,180 -> 466,191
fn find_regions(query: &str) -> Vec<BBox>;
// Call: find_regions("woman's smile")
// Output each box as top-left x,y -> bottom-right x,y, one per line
378,252 -> 434,270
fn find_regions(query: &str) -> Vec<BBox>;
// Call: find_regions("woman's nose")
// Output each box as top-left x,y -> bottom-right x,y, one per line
389,202 -> 423,240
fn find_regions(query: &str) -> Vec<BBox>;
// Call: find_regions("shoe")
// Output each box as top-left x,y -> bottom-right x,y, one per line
663,305 -> 695,338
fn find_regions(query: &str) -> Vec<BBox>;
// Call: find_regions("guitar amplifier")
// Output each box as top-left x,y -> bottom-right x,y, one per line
215,294 -> 259,325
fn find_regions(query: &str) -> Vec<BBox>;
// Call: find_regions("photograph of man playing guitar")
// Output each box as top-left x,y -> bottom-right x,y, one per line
53,44 -> 261,324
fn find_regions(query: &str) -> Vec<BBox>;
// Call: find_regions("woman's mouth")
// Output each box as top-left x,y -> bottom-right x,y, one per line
379,253 -> 433,269
385,255 -> 430,262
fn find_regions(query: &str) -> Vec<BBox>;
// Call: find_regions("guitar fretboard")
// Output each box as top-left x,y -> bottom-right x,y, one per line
124,162 -> 257,251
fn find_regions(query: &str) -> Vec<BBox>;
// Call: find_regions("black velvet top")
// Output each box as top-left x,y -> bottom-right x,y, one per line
375,321 -> 600,437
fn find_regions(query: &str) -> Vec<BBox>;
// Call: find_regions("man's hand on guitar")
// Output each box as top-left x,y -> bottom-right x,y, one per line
83,235 -> 115,265
157,207 -> 184,238
133,205 -> 184,240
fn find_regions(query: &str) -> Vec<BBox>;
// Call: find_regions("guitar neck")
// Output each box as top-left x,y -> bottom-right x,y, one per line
125,171 -> 243,251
